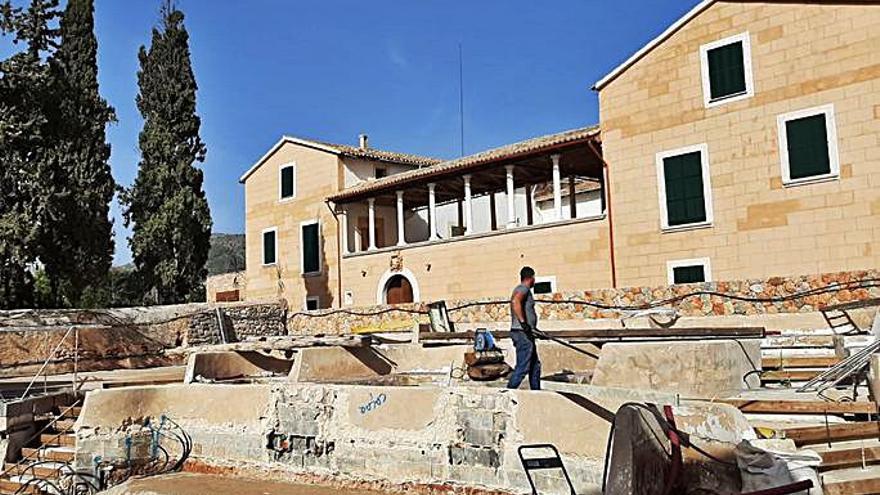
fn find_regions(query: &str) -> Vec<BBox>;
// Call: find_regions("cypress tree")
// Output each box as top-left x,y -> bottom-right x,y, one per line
38,0 -> 116,307
0,0 -> 60,309
121,0 -> 211,305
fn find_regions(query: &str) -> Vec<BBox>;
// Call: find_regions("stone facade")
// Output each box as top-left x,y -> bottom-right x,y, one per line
288,268 -> 880,335
598,1 -> 880,287
205,271 -> 247,303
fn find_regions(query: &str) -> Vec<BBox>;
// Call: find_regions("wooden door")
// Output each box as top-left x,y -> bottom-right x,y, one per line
385,275 -> 413,304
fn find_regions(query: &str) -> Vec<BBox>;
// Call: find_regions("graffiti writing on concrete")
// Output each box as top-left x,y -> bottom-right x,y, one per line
358,393 -> 387,415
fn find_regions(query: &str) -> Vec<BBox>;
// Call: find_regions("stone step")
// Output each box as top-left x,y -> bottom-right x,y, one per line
0,477 -> 41,494
762,335 -> 837,349
39,432 -> 75,447
5,461 -> 70,479
20,446 -> 74,463
761,369 -> 824,382
822,465 -> 880,495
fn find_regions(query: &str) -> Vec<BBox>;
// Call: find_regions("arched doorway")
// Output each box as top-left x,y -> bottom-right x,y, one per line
384,275 -> 414,304
376,268 -> 420,305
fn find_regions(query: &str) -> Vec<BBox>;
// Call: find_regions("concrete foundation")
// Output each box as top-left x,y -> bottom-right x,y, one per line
75,383 -> 754,495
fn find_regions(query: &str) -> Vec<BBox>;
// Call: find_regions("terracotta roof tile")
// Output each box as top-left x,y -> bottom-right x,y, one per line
328,125 -> 600,202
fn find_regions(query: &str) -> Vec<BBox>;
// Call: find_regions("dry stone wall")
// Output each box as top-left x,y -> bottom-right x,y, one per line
288,269 -> 880,335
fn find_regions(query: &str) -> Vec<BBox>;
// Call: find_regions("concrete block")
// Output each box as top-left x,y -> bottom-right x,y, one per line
591,339 -> 761,397
449,445 -> 500,468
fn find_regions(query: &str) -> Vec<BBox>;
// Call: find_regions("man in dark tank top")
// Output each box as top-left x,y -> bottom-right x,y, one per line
507,266 -> 541,390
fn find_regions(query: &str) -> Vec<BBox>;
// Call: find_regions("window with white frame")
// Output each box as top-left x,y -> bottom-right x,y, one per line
655,144 -> 714,231
700,32 -> 754,108
777,104 -> 840,186
300,220 -> 321,275
305,296 -> 320,311
667,258 -> 712,285
279,163 -> 296,200
262,227 -> 278,266
533,276 -> 557,295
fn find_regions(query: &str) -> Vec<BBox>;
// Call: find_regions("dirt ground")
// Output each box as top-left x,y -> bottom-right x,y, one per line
102,473 -> 389,495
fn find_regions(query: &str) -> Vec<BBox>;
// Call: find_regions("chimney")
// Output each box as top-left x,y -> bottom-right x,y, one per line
359,134 -> 369,149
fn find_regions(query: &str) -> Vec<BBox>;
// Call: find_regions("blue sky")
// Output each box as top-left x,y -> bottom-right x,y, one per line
5,0 -> 696,265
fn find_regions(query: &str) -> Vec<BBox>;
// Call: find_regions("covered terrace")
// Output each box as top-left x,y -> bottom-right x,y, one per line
327,126 -> 608,255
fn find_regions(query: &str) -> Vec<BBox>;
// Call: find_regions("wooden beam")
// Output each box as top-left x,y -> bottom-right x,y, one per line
820,445 -> 880,470
785,422 -> 880,446
762,356 -> 842,369
823,470 -> 880,495
761,370 -> 823,382
419,327 -> 765,341
721,399 -> 878,415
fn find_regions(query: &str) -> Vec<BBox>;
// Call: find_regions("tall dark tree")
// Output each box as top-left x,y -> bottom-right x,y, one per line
121,0 -> 211,304
0,0 -> 60,309
37,0 -> 116,307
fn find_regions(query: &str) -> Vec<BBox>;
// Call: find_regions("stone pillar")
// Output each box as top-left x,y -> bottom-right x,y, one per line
367,198 -> 377,250
396,191 -> 406,246
341,206 -> 350,254
505,165 -> 516,228
551,154 -> 562,221
428,183 -> 438,241
463,174 -> 473,235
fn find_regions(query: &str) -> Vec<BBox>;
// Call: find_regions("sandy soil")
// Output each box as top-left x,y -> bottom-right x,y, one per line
103,473 -> 388,495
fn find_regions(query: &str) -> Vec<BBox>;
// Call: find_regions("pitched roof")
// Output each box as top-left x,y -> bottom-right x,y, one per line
593,0 -> 880,91
239,136 -> 441,183
327,125 -> 600,203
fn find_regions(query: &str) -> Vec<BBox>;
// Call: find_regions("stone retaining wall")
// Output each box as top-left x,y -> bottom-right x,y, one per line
287,269 -> 880,335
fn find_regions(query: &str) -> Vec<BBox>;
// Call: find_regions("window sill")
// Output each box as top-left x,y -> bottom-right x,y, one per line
661,221 -> 713,234
302,271 -> 323,278
782,173 -> 839,188
705,90 -> 752,109
278,197 -> 296,204
261,262 -> 278,267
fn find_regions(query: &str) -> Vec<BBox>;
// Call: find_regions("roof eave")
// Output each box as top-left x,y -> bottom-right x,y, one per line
593,0 -> 717,91
238,136 -> 341,184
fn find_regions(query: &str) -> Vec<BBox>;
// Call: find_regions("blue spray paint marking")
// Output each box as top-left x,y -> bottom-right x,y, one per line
358,393 -> 387,415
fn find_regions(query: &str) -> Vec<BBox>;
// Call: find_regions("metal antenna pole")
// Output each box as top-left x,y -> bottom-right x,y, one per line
459,43 -> 465,157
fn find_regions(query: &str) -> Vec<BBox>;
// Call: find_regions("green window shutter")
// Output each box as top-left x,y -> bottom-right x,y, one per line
302,223 -> 320,273
263,230 -> 276,264
707,41 -> 746,100
673,265 -> 706,284
663,151 -> 707,226
533,281 -> 553,295
280,166 -> 295,198
786,114 -> 831,180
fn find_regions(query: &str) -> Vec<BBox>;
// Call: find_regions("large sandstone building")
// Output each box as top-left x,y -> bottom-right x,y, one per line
228,0 -> 880,310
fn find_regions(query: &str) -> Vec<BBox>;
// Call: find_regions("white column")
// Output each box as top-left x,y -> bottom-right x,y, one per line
396,191 -> 406,246
428,183 -> 438,240
505,165 -> 516,228
367,198 -> 377,250
340,207 -> 350,254
463,174 -> 473,235
551,154 -> 562,221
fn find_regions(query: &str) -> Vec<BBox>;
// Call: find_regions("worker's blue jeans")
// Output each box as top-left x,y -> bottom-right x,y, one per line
507,330 -> 542,390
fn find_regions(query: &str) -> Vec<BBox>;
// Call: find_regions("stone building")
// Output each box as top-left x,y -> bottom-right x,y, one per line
229,0 -> 880,309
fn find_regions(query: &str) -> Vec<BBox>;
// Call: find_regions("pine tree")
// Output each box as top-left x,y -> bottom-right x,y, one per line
38,0 -> 116,307
121,0 -> 211,305
0,0 -> 60,309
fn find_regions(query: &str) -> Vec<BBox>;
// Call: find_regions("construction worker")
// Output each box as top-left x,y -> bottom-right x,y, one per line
507,266 -> 541,390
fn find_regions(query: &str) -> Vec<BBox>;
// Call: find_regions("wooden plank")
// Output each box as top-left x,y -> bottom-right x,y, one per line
786,422 -> 880,446
824,472 -> 880,495
762,356 -> 842,369
820,446 -> 880,470
721,399 -> 878,415
760,370 -> 822,382
419,327 -> 765,341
